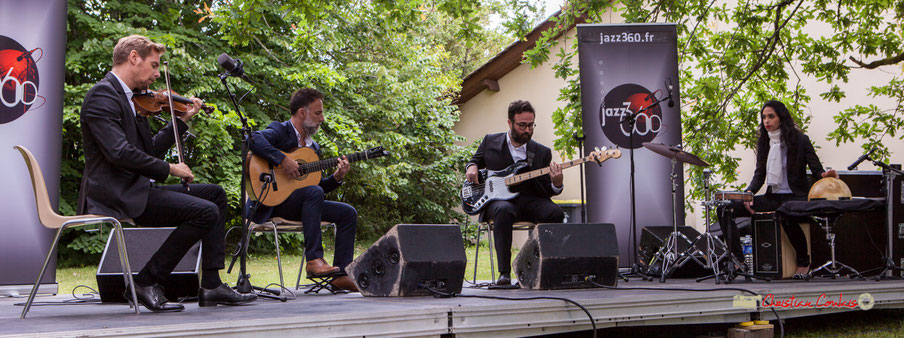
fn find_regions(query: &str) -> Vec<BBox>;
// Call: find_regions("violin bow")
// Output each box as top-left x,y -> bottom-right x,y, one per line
162,61 -> 190,192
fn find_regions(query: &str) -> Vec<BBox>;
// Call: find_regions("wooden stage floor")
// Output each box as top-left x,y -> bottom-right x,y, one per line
3,277 -> 904,337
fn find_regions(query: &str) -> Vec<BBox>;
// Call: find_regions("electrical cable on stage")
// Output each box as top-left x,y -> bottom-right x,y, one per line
422,285 -> 598,338
585,278 -> 783,338
13,285 -> 101,306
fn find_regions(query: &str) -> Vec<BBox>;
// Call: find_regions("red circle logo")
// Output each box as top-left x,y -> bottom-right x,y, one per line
0,35 -> 43,124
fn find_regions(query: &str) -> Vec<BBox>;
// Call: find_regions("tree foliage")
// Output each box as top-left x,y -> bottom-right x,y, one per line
60,0 -> 515,264
526,0 -> 904,201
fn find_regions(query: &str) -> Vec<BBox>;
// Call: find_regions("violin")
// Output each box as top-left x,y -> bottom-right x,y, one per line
132,88 -> 214,117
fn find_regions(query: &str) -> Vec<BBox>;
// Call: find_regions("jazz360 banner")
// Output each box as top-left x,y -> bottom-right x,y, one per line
578,24 -> 683,267
0,0 -> 67,294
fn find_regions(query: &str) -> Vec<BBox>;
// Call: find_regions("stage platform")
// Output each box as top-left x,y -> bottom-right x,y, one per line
3,277 -> 904,337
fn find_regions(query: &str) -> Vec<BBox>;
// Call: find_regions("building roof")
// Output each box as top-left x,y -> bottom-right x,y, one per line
454,11 -> 586,105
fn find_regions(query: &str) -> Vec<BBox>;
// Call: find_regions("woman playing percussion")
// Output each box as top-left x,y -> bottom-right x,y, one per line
717,100 -> 837,279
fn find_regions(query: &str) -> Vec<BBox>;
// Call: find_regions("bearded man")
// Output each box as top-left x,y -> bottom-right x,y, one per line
246,88 -> 359,291
465,100 -> 565,286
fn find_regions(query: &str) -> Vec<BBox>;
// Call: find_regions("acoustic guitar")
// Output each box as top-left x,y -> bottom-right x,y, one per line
247,146 -> 389,206
460,148 -> 621,215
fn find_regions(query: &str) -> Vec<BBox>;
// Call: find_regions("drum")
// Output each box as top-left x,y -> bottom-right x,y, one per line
715,190 -> 753,202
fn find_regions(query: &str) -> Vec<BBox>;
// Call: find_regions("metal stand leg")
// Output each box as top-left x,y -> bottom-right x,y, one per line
113,221 -> 140,314
487,223 -> 496,283
809,219 -> 863,279
21,227 -> 66,319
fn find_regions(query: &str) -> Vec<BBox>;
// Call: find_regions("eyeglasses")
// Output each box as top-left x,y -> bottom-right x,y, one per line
513,122 -> 536,129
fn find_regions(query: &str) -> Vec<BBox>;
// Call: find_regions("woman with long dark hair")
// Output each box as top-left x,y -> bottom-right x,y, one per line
718,100 -> 837,279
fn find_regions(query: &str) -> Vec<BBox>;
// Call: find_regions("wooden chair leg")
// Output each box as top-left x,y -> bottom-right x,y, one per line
21,226 -> 65,319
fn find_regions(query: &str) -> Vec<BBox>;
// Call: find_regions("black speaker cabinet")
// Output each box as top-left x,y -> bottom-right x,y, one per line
96,228 -> 201,303
638,226 -> 718,278
751,213 -> 811,279
347,224 -> 466,297
831,170 -> 904,276
513,223 -> 619,290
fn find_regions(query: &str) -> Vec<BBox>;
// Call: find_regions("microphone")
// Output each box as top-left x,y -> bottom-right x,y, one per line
666,78 -> 675,108
217,53 -> 248,80
847,148 -> 876,170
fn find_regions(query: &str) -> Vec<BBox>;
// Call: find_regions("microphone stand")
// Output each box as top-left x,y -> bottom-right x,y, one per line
617,94 -> 671,281
574,132 -> 587,223
218,72 -> 285,301
867,158 -> 904,280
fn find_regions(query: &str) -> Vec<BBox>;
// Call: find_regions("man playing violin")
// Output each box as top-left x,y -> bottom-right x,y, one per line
79,35 -> 256,312
245,88 -> 359,292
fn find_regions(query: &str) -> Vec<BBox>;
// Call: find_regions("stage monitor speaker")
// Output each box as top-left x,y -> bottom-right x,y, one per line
513,223 -> 619,290
96,227 -> 201,303
638,226 -> 718,278
347,224 -> 466,297
751,213 -> 810,279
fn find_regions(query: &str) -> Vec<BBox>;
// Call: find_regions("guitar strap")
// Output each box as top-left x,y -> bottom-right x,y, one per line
526,149 -> 535,168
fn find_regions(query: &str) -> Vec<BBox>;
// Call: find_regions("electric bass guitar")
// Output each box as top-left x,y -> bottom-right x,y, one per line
460,148 -> 621,215
247,146 -> 389,206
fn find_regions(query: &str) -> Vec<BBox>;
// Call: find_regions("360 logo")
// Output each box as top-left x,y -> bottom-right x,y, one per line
598,83 -> 663,149
0,35 -> 43,125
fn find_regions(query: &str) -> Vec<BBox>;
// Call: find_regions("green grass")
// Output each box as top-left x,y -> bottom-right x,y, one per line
57,240 -> 502,293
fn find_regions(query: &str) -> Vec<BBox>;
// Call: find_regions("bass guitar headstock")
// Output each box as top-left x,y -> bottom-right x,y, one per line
589,146 -> 622,166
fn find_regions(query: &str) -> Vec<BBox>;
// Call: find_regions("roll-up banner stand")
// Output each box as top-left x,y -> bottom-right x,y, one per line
578,24 -> 683,267
0,0 -> 67,295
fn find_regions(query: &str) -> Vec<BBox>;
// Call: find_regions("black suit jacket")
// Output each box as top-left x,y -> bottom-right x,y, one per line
747,132 -> 826,196
246,120 -> 342,223
468,132 -> 560,199
78,72 -> 188,219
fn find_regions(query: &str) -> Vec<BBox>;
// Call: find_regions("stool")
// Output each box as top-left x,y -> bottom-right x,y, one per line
471,218 -> 536,284
249,218 -> 336,293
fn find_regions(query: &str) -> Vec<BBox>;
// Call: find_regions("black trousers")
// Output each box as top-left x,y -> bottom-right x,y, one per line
132,183 -> 227,286
484,195 -> 564,274
271,185 -> 358,272
716,193 -> 811,267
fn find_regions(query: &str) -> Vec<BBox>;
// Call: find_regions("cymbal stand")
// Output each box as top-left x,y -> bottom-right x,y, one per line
684,170 -> 724,281
650,157 -> 693,282
696,201 -> 769,283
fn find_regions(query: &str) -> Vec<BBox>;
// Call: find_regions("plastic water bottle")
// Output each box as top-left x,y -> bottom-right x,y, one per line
742,235 -> 754,272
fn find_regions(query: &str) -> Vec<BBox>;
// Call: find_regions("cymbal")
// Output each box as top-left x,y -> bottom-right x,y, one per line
642,142 -> 710,167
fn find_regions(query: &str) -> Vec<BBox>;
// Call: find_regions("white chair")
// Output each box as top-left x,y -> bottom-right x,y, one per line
14,145 -> 139,318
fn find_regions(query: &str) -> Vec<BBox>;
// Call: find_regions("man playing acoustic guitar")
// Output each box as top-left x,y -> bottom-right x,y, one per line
246,88 -> 359,292
465,100 -> 565,286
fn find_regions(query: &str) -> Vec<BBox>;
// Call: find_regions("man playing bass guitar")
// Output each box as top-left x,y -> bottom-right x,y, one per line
245,88 -> 359,292
465,100 -> 565,286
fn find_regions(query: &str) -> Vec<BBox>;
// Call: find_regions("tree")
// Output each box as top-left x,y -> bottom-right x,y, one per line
525,0 -> 904,201
61,0 -> 514,264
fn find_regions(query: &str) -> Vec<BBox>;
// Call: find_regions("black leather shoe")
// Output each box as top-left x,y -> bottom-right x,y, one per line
198,283 -> 258,307
495,274 -> 511,286
124,283 -> 184,313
